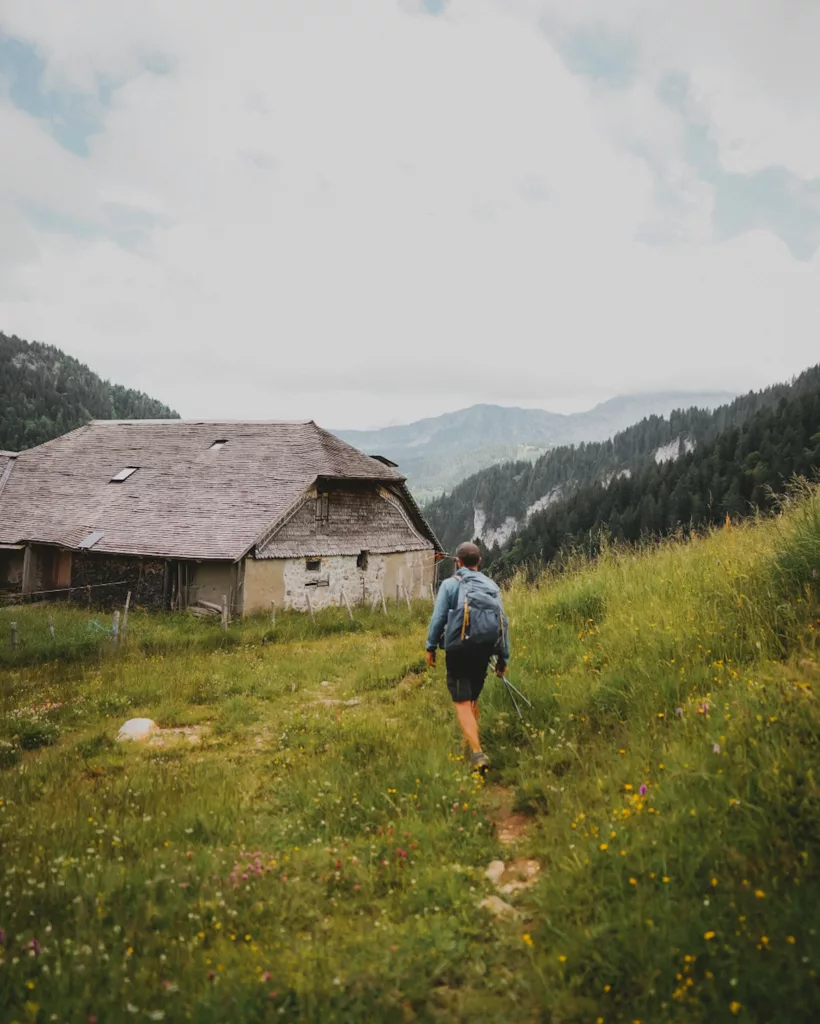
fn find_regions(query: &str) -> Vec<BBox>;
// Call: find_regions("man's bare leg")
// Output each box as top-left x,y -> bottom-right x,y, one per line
454,701 -> 481,753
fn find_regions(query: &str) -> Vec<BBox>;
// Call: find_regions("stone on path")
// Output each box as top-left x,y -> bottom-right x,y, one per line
486,785 -> 532,845
117,718 -> 158,742
484,860 -> 506,885
485,857 -> 542,895
478,895 -> 520,920
497,858 -> 541,895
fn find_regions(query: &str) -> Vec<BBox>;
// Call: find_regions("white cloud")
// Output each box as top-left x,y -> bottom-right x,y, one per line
0,0 -> 818,428
536,0 -> 820,179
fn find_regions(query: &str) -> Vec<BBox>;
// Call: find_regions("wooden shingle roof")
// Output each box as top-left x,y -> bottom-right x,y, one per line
0,420 -> 437,561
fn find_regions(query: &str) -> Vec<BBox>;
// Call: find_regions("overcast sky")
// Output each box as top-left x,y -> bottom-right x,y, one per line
1,0 -> 819,429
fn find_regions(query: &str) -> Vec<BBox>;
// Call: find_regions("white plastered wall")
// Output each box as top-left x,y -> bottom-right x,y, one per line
242,549 -> 436,614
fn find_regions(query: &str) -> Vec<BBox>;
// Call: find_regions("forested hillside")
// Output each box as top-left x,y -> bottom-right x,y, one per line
485,379 -> 820,578
0,332 -> 179,451
427,364 -> 820,556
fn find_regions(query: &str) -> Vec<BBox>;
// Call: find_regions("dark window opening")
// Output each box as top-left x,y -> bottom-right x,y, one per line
209,440 -> 228,451
110,467 -> 139,483
306,558 -> 321,572
316,491 -> 330,522
357,550 -> 369,570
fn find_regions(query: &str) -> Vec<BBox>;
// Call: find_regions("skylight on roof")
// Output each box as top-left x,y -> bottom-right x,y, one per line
110,467 -> 139,482
209,440 -> 228,451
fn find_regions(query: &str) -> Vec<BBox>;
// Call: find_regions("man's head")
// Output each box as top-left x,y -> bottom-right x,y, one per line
456,541 -> 481,569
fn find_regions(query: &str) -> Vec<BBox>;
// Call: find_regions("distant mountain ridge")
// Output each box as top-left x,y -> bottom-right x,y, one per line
335,391 -> 736,498
0,332 -> 179,452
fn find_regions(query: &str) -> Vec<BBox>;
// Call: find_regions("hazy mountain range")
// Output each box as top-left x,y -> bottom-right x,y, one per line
335,391 -> 736,498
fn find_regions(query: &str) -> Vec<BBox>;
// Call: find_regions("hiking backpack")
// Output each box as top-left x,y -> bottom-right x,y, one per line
443,572 -> 508,652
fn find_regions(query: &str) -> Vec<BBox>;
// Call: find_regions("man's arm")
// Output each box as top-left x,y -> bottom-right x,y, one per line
426,578 -> 455,658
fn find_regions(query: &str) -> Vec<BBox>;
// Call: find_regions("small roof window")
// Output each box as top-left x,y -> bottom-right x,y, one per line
110,467 -> 139,483
209,440 -> 228,451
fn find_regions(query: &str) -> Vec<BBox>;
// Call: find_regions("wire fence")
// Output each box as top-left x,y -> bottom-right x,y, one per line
0,579 -> 128,601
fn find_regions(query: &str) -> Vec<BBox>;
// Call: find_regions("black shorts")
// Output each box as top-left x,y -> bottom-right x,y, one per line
445,645 -> 496,703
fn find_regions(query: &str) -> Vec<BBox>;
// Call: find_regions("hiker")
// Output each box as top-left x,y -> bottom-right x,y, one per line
426,541 -> 510,771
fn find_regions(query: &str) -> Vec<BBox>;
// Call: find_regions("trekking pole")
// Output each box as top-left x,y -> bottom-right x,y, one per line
503,674 -> 533,710
492,657 -> 533,722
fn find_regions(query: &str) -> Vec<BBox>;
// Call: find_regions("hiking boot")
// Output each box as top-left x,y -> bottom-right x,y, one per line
471,751 -> 490,773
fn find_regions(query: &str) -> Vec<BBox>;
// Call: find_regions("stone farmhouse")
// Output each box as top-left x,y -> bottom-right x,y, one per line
0,421 -> 441,615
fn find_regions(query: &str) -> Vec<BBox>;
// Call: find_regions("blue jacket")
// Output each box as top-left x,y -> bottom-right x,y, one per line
426,567 -> 510,665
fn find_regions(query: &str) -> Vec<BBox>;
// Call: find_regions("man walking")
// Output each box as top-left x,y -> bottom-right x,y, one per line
426,541 -> 510,771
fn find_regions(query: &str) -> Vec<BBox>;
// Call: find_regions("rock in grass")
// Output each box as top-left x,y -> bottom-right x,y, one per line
478,895 -> 520,920
484,860 -> 506,884
117,718 -> 159,742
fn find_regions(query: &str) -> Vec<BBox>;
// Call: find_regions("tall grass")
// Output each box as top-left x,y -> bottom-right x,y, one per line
0,491 -> 818,1022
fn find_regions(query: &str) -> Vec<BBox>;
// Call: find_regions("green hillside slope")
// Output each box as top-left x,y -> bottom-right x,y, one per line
0,331 -> 179,451
427,364 -> 820,557
1,491 -> 819,1021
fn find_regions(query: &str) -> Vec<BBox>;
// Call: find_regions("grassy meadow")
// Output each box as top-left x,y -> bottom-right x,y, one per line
1,491 -> 819,1023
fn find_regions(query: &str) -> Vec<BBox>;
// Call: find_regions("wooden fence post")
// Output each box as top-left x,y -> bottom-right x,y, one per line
221,594 -> 229,632
305,591 -> 315,624
10,622 -> 17,649
270,600 -> 276,627
112,610 -> 120,642
86,585 -> 92,609
402,584 -> 411,611
380,588 -> 388,615
342,589 -> 354,621
48,616 -> 55,640
122,591 -> 131,643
